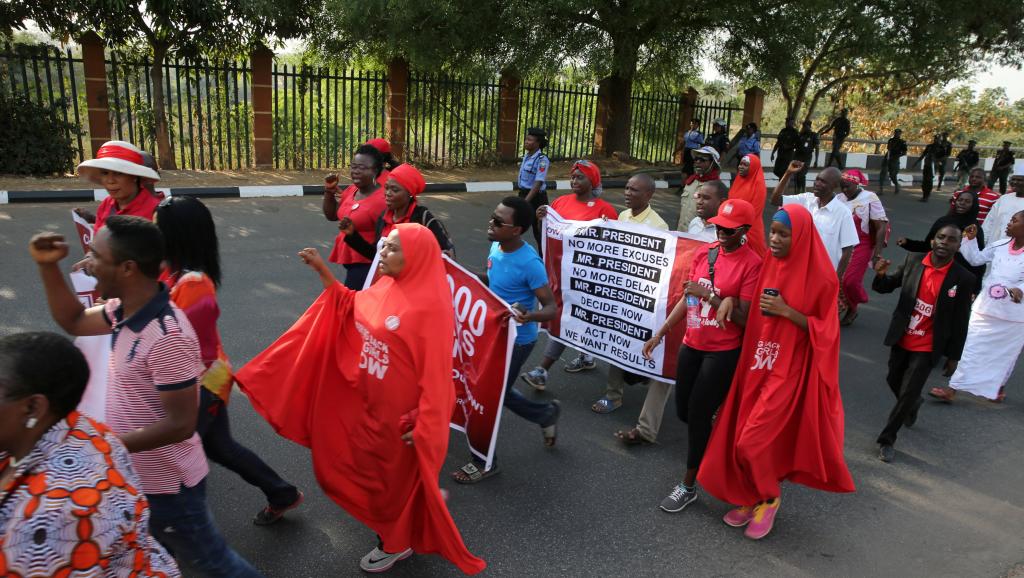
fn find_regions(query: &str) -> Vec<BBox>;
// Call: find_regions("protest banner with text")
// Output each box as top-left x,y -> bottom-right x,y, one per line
542,209 -> 707,383
364,252 -> 515,471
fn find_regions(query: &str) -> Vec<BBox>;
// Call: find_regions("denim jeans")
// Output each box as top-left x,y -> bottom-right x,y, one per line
474,341 -> 557,465
197,388 -> 299,509
148,479 -> 264,577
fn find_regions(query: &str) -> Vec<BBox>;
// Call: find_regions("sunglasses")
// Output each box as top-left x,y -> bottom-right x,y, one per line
693,157 -> 711,163
715,225 -> 745,236
490,215 -> 515,228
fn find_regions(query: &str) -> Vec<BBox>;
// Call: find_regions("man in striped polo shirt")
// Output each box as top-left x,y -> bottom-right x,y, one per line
30,216 -> 261,577
951,167 -> 1000,224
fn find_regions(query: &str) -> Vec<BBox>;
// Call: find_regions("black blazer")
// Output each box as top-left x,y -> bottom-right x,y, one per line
872,252 -> 975,363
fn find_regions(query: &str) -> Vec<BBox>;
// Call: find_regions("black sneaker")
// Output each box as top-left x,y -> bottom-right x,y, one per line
878,444 -> 895,463
253,490 -> 304,526
660,483 -> 698,513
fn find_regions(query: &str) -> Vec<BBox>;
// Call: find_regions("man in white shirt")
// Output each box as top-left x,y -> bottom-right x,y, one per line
771,161 -> 858,275
982,174 -> 1024,244
687,180 -> 726,242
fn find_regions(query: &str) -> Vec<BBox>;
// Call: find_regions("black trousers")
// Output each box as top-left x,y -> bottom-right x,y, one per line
828,136 -> 846,169
989,169 -> 1010,194
519,188 -> 549,249
675,345 -> 742,469
877,345 -> 935,446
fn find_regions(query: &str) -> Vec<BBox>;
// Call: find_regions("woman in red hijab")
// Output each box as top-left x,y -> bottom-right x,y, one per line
698,204 -> 855,540
727,153 -> 768,257
342,163 -> 455,262
235,224 -> 485,574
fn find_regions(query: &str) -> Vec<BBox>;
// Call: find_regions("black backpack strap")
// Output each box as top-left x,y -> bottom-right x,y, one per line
707,245 -> 720,289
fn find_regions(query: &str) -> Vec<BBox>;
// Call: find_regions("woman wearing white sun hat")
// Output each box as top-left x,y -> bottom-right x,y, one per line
74,140 -> 164,231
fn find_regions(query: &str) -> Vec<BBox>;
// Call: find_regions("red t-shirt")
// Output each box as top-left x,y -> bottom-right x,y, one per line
683,242 -> 763,352
898,253 -> 952,352
94,190 -> 164,230
550,194 -> 618,221
952,187 -> 999,224
329,184 -> 387,264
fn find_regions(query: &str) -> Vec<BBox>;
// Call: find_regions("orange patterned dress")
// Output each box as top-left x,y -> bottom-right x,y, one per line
0,411 -> 179,577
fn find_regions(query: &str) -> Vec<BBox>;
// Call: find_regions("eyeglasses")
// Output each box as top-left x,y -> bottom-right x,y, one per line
490,215 -> 514,228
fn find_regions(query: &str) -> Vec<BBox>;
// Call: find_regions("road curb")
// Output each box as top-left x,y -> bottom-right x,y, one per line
0,172 -> 938,204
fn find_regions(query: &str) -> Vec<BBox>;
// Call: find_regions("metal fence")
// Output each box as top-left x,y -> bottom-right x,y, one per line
105,54 -> 254,171
0,43 -> 87,163
694,98 -> 741,138
406,73 -> 500,167
518,80 -> 598,161
631,91 -> 680,163
272,65 -> 386,170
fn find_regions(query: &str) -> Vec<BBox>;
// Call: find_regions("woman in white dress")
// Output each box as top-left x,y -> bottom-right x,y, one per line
930,210 -> 1024,403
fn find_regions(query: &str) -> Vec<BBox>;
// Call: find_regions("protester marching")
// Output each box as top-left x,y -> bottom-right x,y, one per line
5,117 -> 1024,577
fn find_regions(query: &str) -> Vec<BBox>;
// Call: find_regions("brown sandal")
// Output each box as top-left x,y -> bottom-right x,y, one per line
614,427 -> 652,446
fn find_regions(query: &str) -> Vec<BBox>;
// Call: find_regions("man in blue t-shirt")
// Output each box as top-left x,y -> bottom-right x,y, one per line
518,127 -> 551,248
450,196 -> 560,484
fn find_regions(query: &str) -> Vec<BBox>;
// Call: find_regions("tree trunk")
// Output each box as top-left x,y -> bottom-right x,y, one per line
149,43 -> 177,170
596,39 -> 639,157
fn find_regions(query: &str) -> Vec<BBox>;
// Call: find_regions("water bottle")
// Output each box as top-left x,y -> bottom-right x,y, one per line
686,294 -> 701,329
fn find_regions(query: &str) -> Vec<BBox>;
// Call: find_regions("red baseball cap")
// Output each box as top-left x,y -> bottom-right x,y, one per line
709,199 -> 755,229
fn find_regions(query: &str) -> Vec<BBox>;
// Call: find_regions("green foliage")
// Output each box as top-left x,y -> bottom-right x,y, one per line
716,0 -> 1024,122
0,93 -> 79,175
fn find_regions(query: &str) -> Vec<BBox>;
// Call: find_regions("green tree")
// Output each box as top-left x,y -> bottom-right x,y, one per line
312,0 -> 714,156
19,0 -> 313,169
716,0 -> 1024,125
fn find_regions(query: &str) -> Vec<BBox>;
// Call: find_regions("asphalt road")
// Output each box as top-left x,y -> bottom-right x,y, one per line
1,186 -> 1023,578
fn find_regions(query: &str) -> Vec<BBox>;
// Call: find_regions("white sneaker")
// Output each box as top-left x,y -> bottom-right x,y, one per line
359,546 -> 413,573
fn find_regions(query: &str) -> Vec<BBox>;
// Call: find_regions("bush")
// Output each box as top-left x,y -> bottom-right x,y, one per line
0,94 -> 80,176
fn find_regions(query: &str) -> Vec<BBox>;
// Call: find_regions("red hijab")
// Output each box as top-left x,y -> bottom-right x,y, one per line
698,205 -> 854,505
236,224 -> 485,574
728,153 -> 768,257
382,164 -> 428,235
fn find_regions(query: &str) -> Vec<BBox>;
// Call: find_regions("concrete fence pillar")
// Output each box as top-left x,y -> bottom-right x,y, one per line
742,86 -> 766,128
497,71 -> 521,162
673,86 -> 700,164
386,59 -> 410,160
250,45 -> 274,169
80,32 -> 110,157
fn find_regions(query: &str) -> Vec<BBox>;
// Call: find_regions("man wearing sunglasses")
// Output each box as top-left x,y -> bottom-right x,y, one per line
677,146 -> 722,231
451,196 -> 560,484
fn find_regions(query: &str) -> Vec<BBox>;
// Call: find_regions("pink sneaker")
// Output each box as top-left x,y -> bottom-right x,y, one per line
744,498 -> 781,540
722,506 -> 754,527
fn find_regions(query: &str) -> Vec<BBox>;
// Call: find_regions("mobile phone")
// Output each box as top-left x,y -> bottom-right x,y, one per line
762,288 -> 779,316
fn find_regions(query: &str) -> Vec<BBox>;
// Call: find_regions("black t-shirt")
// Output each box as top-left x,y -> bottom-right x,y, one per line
796,130 -> 819,158
776,127 -> 799,152
833,117 -> 851,138
887,137 -> 907,157
956,149 -> 979,169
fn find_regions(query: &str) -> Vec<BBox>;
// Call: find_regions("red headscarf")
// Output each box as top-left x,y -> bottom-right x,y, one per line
698,205 -> 854,506
366,137 -> 392,155
728,153 -> 768,257
382,164 -> 428,233
572,160 -> 601,191
236,224 -> 485,574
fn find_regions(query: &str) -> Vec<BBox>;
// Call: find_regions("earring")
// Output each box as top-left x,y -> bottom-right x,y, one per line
25,417 -> 38,429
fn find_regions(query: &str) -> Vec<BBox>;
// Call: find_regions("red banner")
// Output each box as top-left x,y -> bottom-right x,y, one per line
364,253 -> 515,470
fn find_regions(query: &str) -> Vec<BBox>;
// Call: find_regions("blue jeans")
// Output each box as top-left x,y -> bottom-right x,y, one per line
474,341 -> 557,465
148,480 -> 264,577
197,388 -> 299,509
